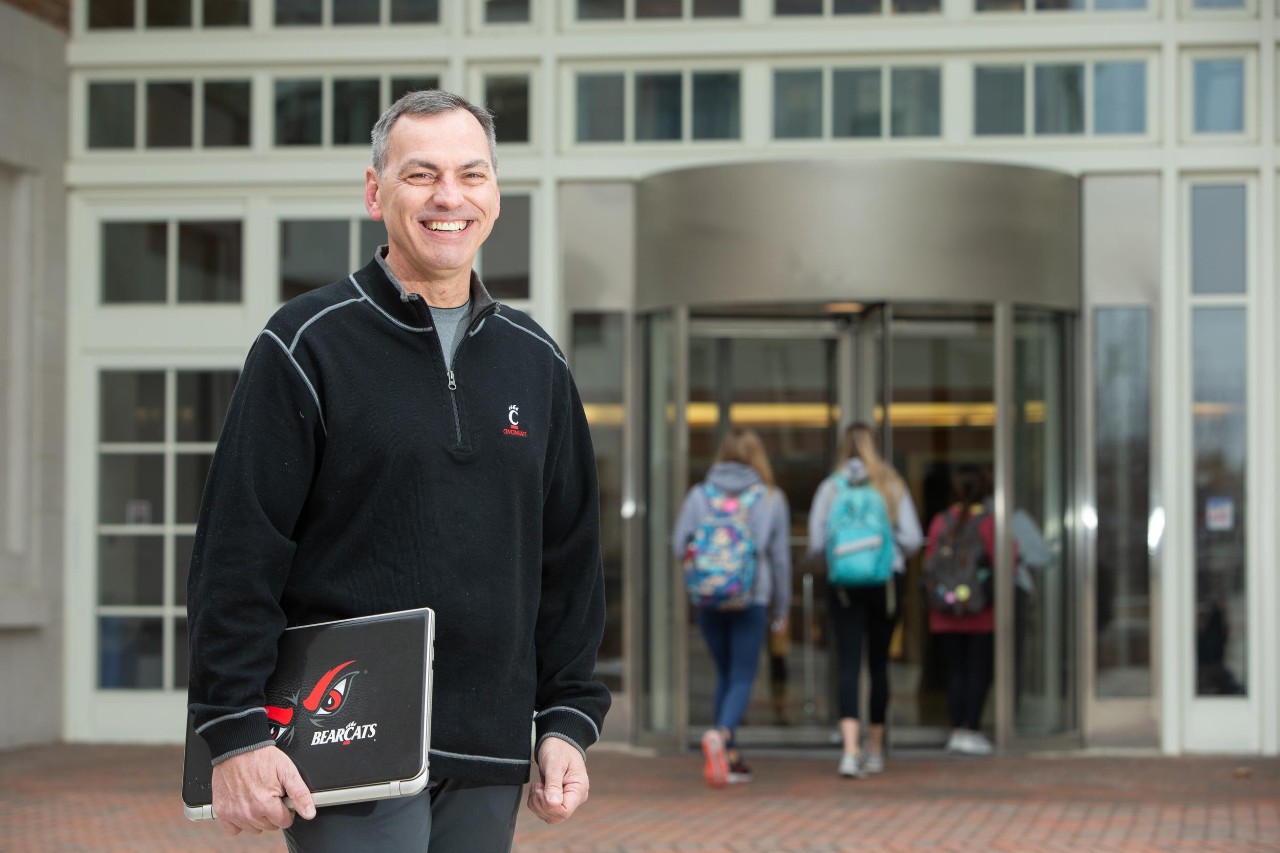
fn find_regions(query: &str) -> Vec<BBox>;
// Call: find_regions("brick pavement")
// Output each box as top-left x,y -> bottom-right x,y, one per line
0,743 -> 1277,852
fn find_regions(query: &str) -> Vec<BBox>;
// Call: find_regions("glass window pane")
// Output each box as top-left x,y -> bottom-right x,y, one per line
359,219 -> 387,263
577,74 -> 625,142
98,535 -> 164,606
280,219 -> 348,300
1192,308 -> 1247,697
480,195 -> 530,300
88,82 -> 136,150
774,69 -> 822,139
1095,0 -> 1145,8
1094,308 -> 1152,698
333,78 -> 381,146
391,76 -> 440,101
204,0 -> 250,25
578,0 -> 624,17
1193,58 -> 1245,134
637,0 -> 681,14
89,0 -> 135,28
835,0 -> 880,12
890,67 -> 941,137
176,454 -> 214,524
775,0 -> 822,12
146,81 -> 194,148
100,371 -> 165,443
334,0 -> 380,23
174,535 -> 195,606
1193,0 -> 1244,7
1035,0 -> 1084,9
99,454 -> 165,525
177,371 -> 239,442
832,68 -> 881,138
102,222 -> 167,303
275,0 -> 321,24
694,0 -> 740,15
203,80 -> 251,148
1034,63 -> 1084,135
178,221 -> 242,303
391,0 -> 439,22
174,618 -> 189,689
571,313 -> 626,692
692,72 -> 740,140
486,0 -> 530,21
891,0 -> 939,12
146,0 -> 191,27
98,617 -> 164,689
486,75 -> 531,144
975,0 -> 1022,8
1190,184 -> 1247,295
1094,62 -> 1146,135
635,73 -> 682,141
275,79 -> 323,146
975,66 -> 1025,135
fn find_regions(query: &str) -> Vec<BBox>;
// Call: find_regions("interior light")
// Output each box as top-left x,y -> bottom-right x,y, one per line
1080,504 -> 1098,531
824,302 -> 865,314
1147,507 -> 1165,554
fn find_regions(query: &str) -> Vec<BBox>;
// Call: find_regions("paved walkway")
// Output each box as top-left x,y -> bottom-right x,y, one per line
0,743 -> 1277,852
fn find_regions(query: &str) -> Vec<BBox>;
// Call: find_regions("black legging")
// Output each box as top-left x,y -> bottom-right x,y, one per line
940,632 -> 994,730
828,575 -> 903,724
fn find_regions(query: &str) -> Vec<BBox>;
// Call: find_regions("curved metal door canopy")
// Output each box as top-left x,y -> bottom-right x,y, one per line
635,159 -> 1080,312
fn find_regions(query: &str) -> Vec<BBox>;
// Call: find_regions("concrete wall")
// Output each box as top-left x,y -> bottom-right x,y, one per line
0,0 -> 68,749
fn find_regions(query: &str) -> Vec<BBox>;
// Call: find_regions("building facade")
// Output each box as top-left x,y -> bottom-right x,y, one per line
16,0 -> 1277,754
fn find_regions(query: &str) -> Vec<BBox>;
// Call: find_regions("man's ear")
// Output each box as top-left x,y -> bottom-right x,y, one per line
364,167 -> 383,221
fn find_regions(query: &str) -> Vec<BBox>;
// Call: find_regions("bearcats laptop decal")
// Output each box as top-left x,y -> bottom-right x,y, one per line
182,607 -> 435,821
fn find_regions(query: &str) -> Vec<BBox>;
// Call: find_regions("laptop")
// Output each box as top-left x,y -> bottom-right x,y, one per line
182,607 -> 435,821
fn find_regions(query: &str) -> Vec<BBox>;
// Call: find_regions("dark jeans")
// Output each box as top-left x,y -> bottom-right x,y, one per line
283,778 -> 522,853
828,575 -> 903,724
695,604 -> 769,745
940,632 -> 994,731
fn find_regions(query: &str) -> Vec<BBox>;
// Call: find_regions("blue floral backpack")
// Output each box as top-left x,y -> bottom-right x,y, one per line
682,483 -> 766,610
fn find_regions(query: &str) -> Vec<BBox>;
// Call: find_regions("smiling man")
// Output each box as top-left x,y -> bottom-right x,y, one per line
186,91 -> 611,853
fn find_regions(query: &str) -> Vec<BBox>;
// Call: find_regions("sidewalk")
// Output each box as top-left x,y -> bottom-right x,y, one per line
1,742 -> 1277,852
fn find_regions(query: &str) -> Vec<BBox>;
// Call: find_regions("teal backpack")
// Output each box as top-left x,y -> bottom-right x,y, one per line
824,475 -> 896,587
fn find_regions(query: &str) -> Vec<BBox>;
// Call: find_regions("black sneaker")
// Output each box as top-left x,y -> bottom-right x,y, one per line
727,759 -> 753,784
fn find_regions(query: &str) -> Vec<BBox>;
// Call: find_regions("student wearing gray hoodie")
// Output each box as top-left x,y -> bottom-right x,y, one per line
673,428 -> 792,789
807,423 -> 923,779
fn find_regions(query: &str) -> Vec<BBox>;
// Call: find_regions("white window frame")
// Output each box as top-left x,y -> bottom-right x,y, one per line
1175,173 -> 1263,753
562,63 -> 747,150
469,0 -> 539,30
769,0 -> 942,18
268,67 -> 449,150
77,0 -> 253,34
270,0 -> 445,28
969,0 -> 1155,16
563,0 -> 747,26
1181,50 -> 1257,143
970,54 -> 1158,143
768,59 -> 947,143
1179,0 -> 1256,20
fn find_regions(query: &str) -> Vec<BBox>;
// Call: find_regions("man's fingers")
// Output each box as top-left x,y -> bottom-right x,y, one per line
281,765 -> 317,820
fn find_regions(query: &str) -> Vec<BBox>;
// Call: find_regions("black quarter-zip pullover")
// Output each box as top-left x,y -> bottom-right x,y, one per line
186,256 -> 610,784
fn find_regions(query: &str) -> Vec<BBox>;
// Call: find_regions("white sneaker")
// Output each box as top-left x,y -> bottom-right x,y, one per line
945,730 -> 965,753
956,731 -> 994,756
838,753 -> 865,778
863,752 -> 885,774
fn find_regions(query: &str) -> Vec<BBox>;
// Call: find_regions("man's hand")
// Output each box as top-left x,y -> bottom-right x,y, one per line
211,745 -> 316,835
526,736 -> 589,825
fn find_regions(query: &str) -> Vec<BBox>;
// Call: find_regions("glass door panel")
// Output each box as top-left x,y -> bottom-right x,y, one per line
684,326 -> 840,742
887,308 -> 995,741
1011,309 -> 1076,738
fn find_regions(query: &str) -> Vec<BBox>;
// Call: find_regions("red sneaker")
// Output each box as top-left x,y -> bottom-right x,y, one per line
701,729 -> 728,789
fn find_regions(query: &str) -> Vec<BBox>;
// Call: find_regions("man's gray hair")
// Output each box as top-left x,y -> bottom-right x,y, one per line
370,90 -> 498,175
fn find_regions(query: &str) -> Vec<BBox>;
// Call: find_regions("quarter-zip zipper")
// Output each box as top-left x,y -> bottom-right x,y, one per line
437,302 -> 498,448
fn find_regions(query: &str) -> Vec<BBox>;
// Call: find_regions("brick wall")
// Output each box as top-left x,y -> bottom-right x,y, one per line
1,0 -> 69,31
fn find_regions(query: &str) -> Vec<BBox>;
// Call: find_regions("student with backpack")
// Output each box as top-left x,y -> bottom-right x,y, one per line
673,428 -> 792,789
807,423 -> 923,779
922,465 -> 1012,757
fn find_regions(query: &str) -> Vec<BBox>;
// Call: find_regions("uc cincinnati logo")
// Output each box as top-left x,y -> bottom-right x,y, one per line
503,404 -> 528,438
264,659 -> 379,748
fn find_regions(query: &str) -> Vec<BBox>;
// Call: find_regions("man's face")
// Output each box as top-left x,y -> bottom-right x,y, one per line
364,109 -> 500,284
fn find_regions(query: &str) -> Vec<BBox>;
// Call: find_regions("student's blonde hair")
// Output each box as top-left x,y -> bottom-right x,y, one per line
837,422 -> 904,525
715,427 -> 776,490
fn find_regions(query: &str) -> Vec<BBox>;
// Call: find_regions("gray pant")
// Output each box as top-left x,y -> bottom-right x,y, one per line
283,779 -> 522,853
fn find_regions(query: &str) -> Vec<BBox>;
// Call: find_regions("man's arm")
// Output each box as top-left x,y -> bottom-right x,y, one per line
211,746 -> 316,835
526,736 -> 589,824
187,332 -> 325,832
529,373 -> 610,818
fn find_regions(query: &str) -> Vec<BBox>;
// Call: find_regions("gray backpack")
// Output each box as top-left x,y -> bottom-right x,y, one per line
922,508 -> 993,615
